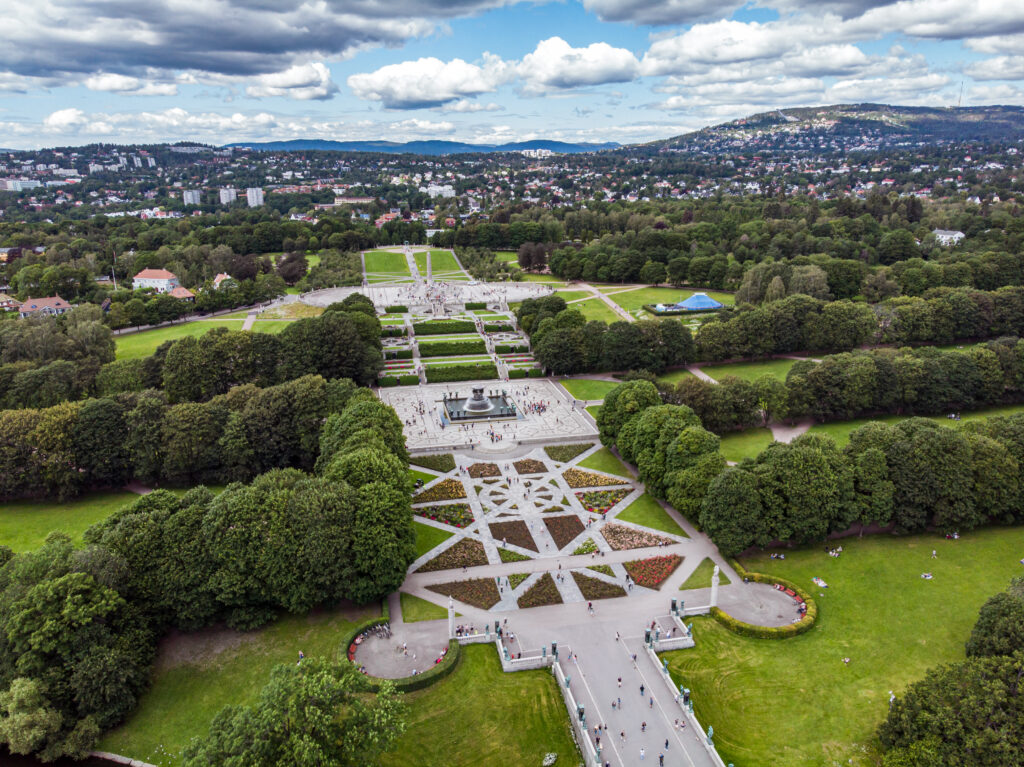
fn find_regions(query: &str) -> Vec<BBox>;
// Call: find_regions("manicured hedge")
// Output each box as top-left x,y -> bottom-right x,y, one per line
385,305 -> 409,313
410,453 -> 456,472
508,369 -> 527,379
527,368 -> 544,378
465,302 -> 487,310
709,559 -> 818,639
385,349 -> 413,360
419,339 -> 487,357
382,326 -> 407,337
399,374 -> 420,385
378,377 -> 399,387
484,323 -> 514,332
496,344 -> 529,354
413,320 -> 476,336
364,640 -> 462,693
425,364 -> 498,383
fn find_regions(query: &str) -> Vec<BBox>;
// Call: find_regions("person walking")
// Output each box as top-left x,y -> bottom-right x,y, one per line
617,677 -> 622,687
649,696 -> 654,709
617,696 -> 621,708
640,683 -> 645,696
641,721 -> 646,732
659,754 -> 664,766
640,747 -> 645,761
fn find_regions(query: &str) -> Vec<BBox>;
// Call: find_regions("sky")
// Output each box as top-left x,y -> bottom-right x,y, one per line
0,0 -> 1023,149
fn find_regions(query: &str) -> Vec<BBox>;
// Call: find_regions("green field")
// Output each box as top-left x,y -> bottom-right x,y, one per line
679,558 -> 730,590
494,251 -> 518,263
98,604 -> 378,766
615,493 -> 687,537
400,592 -> 448,623
586,404 -> 601,420
409,469 -> 438,485
379,645 -> 579,767
517,273 -> 566,286
115,321 -> 246,359
702,358 -> 802,383
414,520 -> 455,558
427,250 -> 462,274
558,378 -> 620,401
657,367 -> 695,385
247,320 -> 293,334
718,427 -> 775,462
578,446 -> 631,477
663,526 -> 1024,766
555,290 -> 592,302
573,298 -> 621,323
365,250 -> 412,275
305,252 -> 321,270
0,491 -> 139,551
606,287 -> 736,313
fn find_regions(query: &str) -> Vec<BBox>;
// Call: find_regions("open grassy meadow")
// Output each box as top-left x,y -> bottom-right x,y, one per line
115,321 -> 245,359
558,378 -> 620,401
364,249 -> 412,275
616,493 -> 687,537
578,446 -> 631,477
400,593 -> 448,623
607,287 -> 736,313
573,297 -> 621,323
702,357 -> 802,383
413,520 -> 455,558
718,427 -> 775,463
0,491 -> 139,551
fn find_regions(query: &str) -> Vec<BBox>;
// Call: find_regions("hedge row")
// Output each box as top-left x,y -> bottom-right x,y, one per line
465,302 -> 487,310
378,375 -> 420,387
496,344 -> 529,354
382,326 -> 408,338
507,368 -> 544,379
410,453 -> 456,472
378,377 -> 399,387
385,305 -> 408,313
399,374 -> 420,385
425,364 -> 498,383
413,320 -> 476,336
384,349 -> 413,360
709,560 -> 817,639
419,339 -> 487,357
484,323 -> 514,332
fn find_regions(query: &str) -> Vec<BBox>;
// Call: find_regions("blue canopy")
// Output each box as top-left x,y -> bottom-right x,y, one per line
678,292 -> 723,311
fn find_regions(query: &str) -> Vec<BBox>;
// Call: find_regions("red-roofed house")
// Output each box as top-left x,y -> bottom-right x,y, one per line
133,268 -> 179,293
169,286 -> 195,301
212,273 -> 233,289
19,296 -> 71,318
1,295 -> 22,312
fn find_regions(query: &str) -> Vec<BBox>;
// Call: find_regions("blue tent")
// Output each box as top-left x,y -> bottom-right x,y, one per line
677,292 -> 724,311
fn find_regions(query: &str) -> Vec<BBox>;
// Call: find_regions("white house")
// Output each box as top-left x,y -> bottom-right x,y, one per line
932,229 -> 965,247
132,268 -> 180,293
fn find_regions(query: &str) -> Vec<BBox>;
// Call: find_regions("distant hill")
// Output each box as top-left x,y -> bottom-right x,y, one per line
224,139 -> 619,155
643,103 -> 1024,152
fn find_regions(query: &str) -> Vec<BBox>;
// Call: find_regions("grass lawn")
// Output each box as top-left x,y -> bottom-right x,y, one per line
517,273 -> 565,286
248,320 -> 293,334
718,428 -> 774,463
305,253 -> 321,270
379,644 -> 579,767
657,367 -> 695,385
414,520 -> 455,558
573,298 -> 621,323
586,404 -> 601,420
559,378 -> 619,401
702,357 -> 802,383
679,558 -> 730,590
663,525 -> 1024,767
365,250 -> 412,275
427,250 -> 462,274
555,290 -> 592,302
616,493 -> 687,537
409,469 -> 438,485
115,321 -> 245,359
494,251 -> 518,262
608,287 -> 736,313
0,491 -> 139,551
99,603 -> 378,766
578,447 -> 631,478
400,593 -> 448,623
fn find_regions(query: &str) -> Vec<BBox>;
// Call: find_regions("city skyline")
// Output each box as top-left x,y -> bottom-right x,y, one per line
1,0 -> 1022,149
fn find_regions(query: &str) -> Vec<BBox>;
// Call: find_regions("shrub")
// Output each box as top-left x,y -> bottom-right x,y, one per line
508,369 -> 527,379
427,578 -> 500,609
496,344 -> 529,354
573,538 -> 598,555
508,573 -> 530,588
378,377 -> 399,387
382,326 -> 407,337
410,454 -> 456,472
517,573 -> 563,608
385,349 -> 413,360
603,523 -> 674,550
564,468 -> 629,488
711,559 -> 818,638
419,339 -> 487,357
527,368 -> 544,378
413,320 -> 476,335
385,305 -> 408,313
545,443 -> 595,462
499,548 -> 531,563
425,364 -> 498,383
399,374 -> 420,385
465,301 -> 487,310
415,503 -> 474,527
588,564 -> 614,576
484,323 -> 514,332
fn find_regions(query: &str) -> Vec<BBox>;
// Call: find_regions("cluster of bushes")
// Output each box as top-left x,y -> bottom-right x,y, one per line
453,247 -> 519,282
701,415 -> 1024,556
661,340 -> 1024,433
0,375 -> 360,500
384,349 -> 413,360
496,343 -> 529,353
878,577 -> 1024,765
297,249 -> 364,292
418,339 -> 487,357
711,560 -> 817,638
382,326 -> 407,338
385,305 -> 408,313
378,374 -> 420,387
484,322 -> 514,332
508,368 -> 544,379
425,363 -> 498,383
465,301 -> 487,310
413,320 -> 475,335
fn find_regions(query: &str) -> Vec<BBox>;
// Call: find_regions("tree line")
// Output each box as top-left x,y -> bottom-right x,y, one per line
0,390 -> 415,761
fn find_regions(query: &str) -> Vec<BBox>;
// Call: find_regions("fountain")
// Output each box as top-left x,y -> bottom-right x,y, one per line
442,388 -> 519,422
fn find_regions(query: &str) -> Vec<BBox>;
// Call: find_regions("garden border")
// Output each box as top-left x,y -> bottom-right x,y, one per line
708,559 -> 818,639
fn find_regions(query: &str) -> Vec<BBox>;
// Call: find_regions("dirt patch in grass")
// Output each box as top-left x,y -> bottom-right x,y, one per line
489,520 -> 538,552
544,443 -> 595,462
468,462 -> 501,478
427,578 -> 500,609
602,523 -> 675,551
572,571 -> 627,600
514,458 -> 548,474
544,515 -> 585,549
517,573 -> 563,608
417,538 -> 489,573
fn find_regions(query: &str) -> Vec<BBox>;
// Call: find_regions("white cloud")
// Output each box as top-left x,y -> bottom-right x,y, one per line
84,73 -> 178,96
825,73 -> 951,103
966,56 -> 1024,82
436,99 -> 504,113
518,37 -> 640,93
845,0 -> 1024,40
246,63 -> 338,100
655,76 -> 826,110
967,83 -> 1024,103
966,34 -> 1024,55
347,54 -> 512,108
43,108 -> 89,132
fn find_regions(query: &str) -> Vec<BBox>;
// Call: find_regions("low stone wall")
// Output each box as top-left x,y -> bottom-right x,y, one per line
495,638 -> 553,672
455,631 -> 493,645
89,752 -> 157,767
553,660 -> 600,767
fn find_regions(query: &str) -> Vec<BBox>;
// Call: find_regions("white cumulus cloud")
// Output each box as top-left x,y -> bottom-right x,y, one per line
347,54 -> 512,108
246,63 -> 338,100
518,37 -> 640,93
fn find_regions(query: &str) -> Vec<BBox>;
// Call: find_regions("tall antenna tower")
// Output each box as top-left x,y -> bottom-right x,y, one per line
957,81 -> 964,108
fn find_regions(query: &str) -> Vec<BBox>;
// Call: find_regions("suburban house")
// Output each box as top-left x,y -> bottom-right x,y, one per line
212,273 -> 234,289
932,229 -> 966,247
0,295 -> 22,312
168,286 -> 195,301
132,268 -> 180,293
18,295 -> 71,318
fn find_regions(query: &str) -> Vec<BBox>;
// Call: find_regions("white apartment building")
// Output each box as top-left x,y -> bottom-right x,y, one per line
246,187 -> 264,207
219,187 -> 237,204
183,190 -> 202,205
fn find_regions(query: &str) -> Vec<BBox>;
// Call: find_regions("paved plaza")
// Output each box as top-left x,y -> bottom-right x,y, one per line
379,379 -> 598,452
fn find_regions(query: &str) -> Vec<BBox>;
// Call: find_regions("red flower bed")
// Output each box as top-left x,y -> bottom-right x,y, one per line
624,554 -> 682,589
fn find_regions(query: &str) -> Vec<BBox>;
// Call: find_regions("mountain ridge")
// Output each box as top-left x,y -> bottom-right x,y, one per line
223,138 -> 619,155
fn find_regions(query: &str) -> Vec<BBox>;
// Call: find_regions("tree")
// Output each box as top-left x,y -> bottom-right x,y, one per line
182,659 -> 406,767
597,379 -> 661,444
699,468 -> 765,557
965,579 -> 1024,659
640,261 -> 666,285
763,275 -> 787,303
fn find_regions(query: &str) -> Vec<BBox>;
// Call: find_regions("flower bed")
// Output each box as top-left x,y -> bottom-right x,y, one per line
411,454 -> 456,473
467,462 -> 501,478
602,523 -> 675,551
514,458 -> 548,475
543,514 -> 585,550
624,554 -> 683,588
575,488 -> 630,515
426,578 -> 500,609
563,468 -> 629,488
508,573 -> 530,589
545,443 -> 595,463
415,503 -> 474,528
417,538 -> 489,573
413,478 -> 467,503
499,548 -> 531,563
588,564 -> 614,577
572,571 -> 627,600
573,538 -> 598,555
489,520 -> 538,552
517,573 -> 563,608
